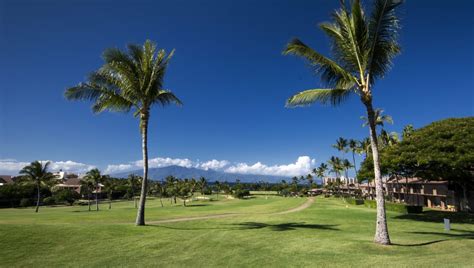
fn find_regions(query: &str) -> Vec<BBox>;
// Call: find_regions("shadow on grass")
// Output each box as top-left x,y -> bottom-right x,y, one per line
393,229 -> 474,247
394,210 -> 474,224
232,222 -> 339,232
184,204 -> 210,207
146,221 -> 339,232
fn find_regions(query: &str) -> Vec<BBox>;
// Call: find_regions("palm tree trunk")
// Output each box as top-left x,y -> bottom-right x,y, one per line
88,193 -> 91,211
109,193 -> 112,209
136,113 -> 149,226
365,102 -> 391,245
95,188 -> 99,211
35,182 -> 40,213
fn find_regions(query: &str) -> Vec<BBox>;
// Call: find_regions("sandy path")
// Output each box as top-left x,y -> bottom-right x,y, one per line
147,197 -> 314,224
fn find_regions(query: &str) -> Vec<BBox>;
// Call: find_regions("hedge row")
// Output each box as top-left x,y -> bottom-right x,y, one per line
345,198 -> 422,214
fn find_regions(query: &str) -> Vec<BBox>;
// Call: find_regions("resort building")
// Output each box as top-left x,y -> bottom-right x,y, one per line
385,178 -> 459,211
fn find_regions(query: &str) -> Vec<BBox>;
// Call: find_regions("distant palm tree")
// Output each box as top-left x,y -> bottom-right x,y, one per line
84,169 -> 103,211
19,161 -> 55,213
65,40 -> 182,226
199,177 -> 207,195
327,156 -> 343,179
127,174 -> 141,208
80,179 -> 94,211
102,176 -> 115,209
282,0 -> 403,243
306,174 -> 314,189
348,139 -> 360,175
342,159 -> 353,189
361,108 -> 393,128
333,137 -> 348,157
313,163 -> 328,180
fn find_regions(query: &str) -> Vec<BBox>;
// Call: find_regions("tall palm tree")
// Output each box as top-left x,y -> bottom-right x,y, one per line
199,176 -> 207,195
84,168 -> 103,211
333,137 -> 348,157
361,108 -> 393,128
19,161 -> 55,213
65,40 -> 182,226
283,0 -> 402,244
313,163 -> 328,180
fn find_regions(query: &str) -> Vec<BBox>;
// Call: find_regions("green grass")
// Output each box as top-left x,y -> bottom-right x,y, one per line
0,196 -> 473,267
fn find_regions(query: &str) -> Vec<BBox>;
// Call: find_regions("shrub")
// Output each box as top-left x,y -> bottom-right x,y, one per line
345,198 -> 364,205
53,189 -> 81,205
363,200 -> 377,209
233,189 -> 250,199
362,200 -> 423,214
406,206 -> 423,213
43,197 -> 55,205
19,198 -> 31,207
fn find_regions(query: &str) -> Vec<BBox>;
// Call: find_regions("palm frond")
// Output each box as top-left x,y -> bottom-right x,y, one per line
367,0 -> 402,83
286,88 -> 352,107
283,39 -> 356,88
153,90 -> 183,107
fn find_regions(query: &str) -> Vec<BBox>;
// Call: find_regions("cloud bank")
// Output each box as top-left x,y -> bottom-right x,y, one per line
1,156 -> 316,177
0,159 -> 96,175
104,156 -> 315,177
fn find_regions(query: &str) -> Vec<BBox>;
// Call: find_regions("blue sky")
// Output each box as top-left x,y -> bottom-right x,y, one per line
0,0 -> 473,176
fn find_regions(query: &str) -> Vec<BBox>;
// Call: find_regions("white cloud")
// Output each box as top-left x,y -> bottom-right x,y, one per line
105,157 -> 194,174
104,156 -> 316,177
224,156 -> 315,177
197,159 -> 230,170
0,159 -> 95,175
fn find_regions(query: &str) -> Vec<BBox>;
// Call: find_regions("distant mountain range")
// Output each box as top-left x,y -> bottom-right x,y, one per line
112,165 -> 291,183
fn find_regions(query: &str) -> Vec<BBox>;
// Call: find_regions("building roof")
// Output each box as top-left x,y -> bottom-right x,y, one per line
386,178 -> 448,184
0,175 -> 14,184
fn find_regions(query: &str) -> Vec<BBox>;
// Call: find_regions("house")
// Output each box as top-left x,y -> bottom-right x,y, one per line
0,175 -> 14,186
55,177 -> 83,193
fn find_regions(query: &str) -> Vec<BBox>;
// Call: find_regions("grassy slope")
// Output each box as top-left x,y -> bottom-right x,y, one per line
0,196 -> 473,267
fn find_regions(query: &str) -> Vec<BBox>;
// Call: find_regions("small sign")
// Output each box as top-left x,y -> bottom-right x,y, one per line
444,218 -> 450,231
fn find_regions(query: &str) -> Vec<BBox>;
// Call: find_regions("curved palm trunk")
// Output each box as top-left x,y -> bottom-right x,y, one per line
35,182 -> 40,213
365,102 -> 391,245
136,113 -> 149,226
88,193 -> 91,211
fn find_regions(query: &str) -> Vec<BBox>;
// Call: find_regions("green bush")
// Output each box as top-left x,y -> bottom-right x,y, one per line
362,200 -> 423,214
43,197 -> 55,205
233,189 -> 250,199
53,189 -> 81,205
406,205 -> 423,213
345,198 -> 364,205
19,198 -> 31,207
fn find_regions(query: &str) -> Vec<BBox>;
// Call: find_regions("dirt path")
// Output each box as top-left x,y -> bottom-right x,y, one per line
147,197 -> 314,224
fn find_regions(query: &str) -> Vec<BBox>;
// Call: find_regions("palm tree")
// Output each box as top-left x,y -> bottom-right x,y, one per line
102,176 -> 115,209
127,174 -> 141,208
199,177 -> 207,195
80,179 -> 94,211
348,139 -> 360,176
379,129 -> 399,148
19,161 -> 55,213
65,40 -> 182,226
361,108 -> 393,128
327,156 -> 343,179
313,163 -> 328,180
214,181 -> 221,200
306,174 -> 314,189
333,137 -> 348,157
84,168 -> 102,211
283,0 -> 402,244
342,159 -> 353,191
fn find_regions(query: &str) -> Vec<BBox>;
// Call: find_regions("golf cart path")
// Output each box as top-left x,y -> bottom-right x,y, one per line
147,197 -> 314,224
